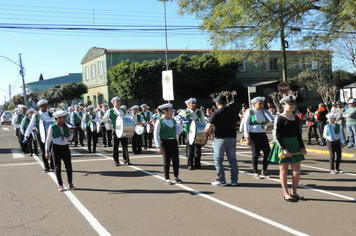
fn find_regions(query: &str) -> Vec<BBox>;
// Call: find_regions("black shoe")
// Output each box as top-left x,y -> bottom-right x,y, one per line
108,144 -> 112,147
81,144 -> 84,147
93,150 -> 96,153
115,162 -> 120,166
74,144 -> 78,147
88,150 -> 92,153
284,196 -> 298,202
133,152 -> 137,155
188,166 -> 194,170
29,153 -> 33,156
195,166 -> 204,169
103,145 -> 107,147
290,194 -> 305,201
43,167 -> 49,173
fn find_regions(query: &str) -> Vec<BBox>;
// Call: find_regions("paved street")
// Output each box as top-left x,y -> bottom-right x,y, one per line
1,124 -> 355,236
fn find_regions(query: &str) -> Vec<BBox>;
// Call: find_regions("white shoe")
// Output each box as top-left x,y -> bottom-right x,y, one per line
165,179 -> 172,185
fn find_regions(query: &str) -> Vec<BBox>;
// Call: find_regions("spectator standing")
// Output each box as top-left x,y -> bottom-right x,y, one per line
238,103 -> 248,142
342,98 -> 356,149
306,106 -> 319,145
315,103 -> 328,146
295,109 -> 303,135
334,102 -> 346,146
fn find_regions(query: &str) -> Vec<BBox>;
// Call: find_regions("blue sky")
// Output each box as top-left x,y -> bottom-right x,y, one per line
0,0 -> 352,105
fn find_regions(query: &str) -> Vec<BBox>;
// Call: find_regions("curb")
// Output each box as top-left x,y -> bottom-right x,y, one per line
239,140 -> 355,158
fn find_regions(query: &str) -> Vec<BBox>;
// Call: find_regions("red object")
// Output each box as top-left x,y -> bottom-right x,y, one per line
314,107 -> 325,121
99,104 -> 102,108
278,82 -> 290,94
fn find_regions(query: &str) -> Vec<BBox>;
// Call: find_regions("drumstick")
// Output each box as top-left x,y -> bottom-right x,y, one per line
278,152 -> 301,159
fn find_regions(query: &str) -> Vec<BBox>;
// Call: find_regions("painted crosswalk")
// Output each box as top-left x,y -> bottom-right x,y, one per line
2,127 -> 10,131
11,149 -> 25,158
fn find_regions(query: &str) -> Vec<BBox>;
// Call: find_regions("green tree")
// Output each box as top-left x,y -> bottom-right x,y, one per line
11,94 -> 24,106
176,0 -> 328,82
56,82 -> 88,106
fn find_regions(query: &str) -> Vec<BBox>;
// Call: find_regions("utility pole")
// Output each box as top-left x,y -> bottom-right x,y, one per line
19,53 -> 27,106
164,0 -> 168,71
9,84 -> 11,102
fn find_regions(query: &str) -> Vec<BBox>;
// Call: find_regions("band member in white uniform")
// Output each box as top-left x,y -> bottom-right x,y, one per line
82,105 -> 99,153
25,99 -> 54,172
131,105 -> 144,154
99,103 -> 112,147
179,98 -> 204,170
20,108 -> 38,156
12,105 -> 28,153
101,97 -> 131,166
70,105 -> 84,147
154,103 -> 183,185
45,110 -> 75,192
140,104 -> 154,149
243,97 -> 270,179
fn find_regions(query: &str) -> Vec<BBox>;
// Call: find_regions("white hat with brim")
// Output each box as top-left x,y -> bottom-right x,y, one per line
37,99 -> 48,106
27,108 -> 35,113
87,105 -> 94,109
68,107 -> 74,111
326,113 -> 336,119
158,103 -> 172,110
251,97 -> 265,104
348,99 -> 356,104
120,105 -> 127,109
21,105 -> 28,109
140,103 -> 147,108
130,105 -> 139,110
53,110 -> 67,118
280,95 -> 296,104
111,97 -> 120,103
102,103 -> 108,107
189,98 -> 197,103
74,105 -> 79,108
185,99 -> 191,105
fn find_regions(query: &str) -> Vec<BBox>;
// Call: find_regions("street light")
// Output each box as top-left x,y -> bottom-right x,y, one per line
0,54 -> 27,106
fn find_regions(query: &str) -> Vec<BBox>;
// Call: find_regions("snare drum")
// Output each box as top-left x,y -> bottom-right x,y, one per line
90,121 -> 97,133
96,121 -> 101,133
188,120 -> 208,146
104,119 -> 113,131
146,123 -> 153,133
135,125 -> 144,135
39,118 -> 56,143
115,116 -> 135,138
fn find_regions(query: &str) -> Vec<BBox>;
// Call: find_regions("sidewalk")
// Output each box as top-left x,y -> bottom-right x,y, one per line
237,125 -> 356,158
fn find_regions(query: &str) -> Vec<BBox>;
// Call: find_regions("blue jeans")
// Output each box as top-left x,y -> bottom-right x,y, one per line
213,138 -> 239,183
340,124 -> 346,145
346,125 -> 356,146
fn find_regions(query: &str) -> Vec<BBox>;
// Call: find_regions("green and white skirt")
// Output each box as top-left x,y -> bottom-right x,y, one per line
268,137 -> 305,163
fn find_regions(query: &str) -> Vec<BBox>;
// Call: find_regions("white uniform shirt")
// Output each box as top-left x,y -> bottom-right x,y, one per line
12,113 -> 25,128
45,125 -> 73,150
81,112 -> 99,128
70,111 -> 83,124
154,119 -> 183,148
243,108 -> 267,138
20,116 -> 31,134
25,110 -> 52,138
101,107 -> 123,123
323,123 -> 344,143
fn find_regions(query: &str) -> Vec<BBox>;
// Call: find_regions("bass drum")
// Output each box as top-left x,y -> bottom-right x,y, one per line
146,123 -> 153,133
104,120 -> 113,131
39,119 -> 56,143
96,121 -> 101,133
90,121 -> 97,133
115,116 -> 135,138
188,120 -> 208,146
135,125 -> 144,135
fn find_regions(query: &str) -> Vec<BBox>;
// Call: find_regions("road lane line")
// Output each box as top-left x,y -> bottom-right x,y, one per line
0,162 -> 38,167
11,149 -> 25,158
32,154 -> 111,236
2,127 -> 10,131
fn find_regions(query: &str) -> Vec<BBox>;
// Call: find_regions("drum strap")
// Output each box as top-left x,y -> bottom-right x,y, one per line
326,124 -> 339,141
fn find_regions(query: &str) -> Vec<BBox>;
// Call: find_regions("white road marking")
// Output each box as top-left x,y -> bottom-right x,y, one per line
32,154 -> 111,236
301,164 -> 356,177
11,149 -> 25,158
2,127 -> 10,131
0,162 -> 38,167
70,149 -> 82,155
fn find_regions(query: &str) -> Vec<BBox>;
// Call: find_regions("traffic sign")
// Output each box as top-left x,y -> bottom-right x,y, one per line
278,82 -> 290,94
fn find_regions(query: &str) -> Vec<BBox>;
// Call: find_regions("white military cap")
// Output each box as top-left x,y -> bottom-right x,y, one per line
21,105 -> 28,109
140,103 -> 147,108
189,98 -> 197,102
251,97 -> 265,103
87,105 -> 94,109
68,107 -> 74,111
130,105 -> 139,110
37,99 -> 48,106
53,110 -> 67,118
348,98 -> 356,104
120,105 -> 127,109
18,104 -> 22,108
111,97 -> 120,103
27,108 -> 35,113
280,95 -> 296,104
15,108 -> 19,111
158,103 -> 173,110
185,99 -> 191,105
326,113 -> 336,119
147,106 -> 150,109
102,103 -> 108,107
74,105 -> 79,108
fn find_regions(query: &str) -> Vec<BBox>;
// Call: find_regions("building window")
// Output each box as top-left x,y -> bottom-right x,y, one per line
299,89 -> 308,99
265,58 -> 278,71
91,64 -> 96,79
98,61 -> 104,77
312,60 -> 319,70
298,58 -> 306,70
85,66 -> 89,80
239,59 -> 245,72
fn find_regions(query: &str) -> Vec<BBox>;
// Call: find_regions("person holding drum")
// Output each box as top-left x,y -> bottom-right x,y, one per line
204,95 -> 239,186
131,105 -> 144,154
20,108 -> 38,156
101,96 -> 131,166
154,103 -> 184,185
82,105 -> 99,153
70,105 -> 84,147
140,104 -> 154,149
179,98 -> 204,170
267,95 -> 307,202
25,99 -> 54,173
242,96 -> 271,179
45,110 -> 75,192
120,105 -> 128,114
98,103 -> 112,147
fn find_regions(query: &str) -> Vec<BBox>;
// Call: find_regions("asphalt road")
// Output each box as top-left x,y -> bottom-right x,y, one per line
0,124 -> 355,236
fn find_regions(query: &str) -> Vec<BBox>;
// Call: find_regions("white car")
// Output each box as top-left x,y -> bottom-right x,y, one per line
1,111 -> 12,124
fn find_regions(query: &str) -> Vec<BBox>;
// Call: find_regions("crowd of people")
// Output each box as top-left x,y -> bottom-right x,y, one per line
7,94 -> 348,202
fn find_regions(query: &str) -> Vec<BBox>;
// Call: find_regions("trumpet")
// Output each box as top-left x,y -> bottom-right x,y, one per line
278,152 -> 301,159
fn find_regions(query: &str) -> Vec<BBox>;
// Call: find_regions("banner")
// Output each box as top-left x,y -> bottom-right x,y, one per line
162,70 -> 174,101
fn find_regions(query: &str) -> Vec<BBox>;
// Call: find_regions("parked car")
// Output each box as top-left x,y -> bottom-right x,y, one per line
1,111 -> 12,124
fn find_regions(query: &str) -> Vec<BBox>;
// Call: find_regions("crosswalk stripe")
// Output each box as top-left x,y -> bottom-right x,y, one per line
2,127 -> 10,131
11,149 -> 25,158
